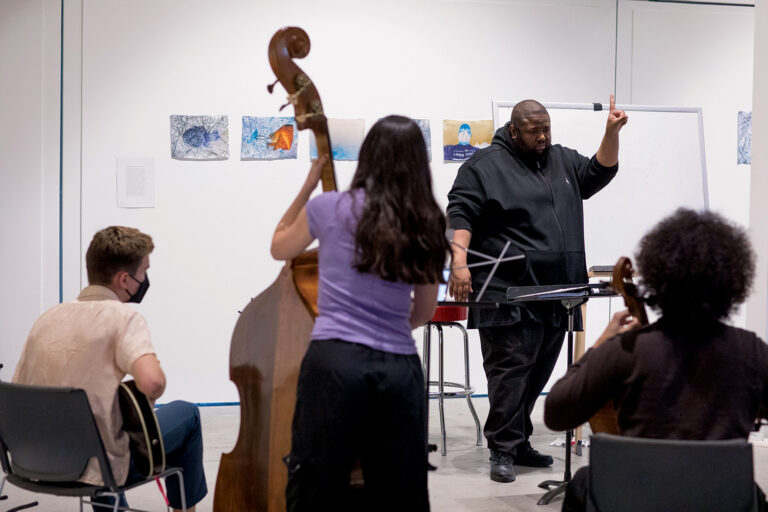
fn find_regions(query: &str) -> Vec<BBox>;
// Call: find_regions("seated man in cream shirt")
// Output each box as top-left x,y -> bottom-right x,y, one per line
14,226 -> 207,512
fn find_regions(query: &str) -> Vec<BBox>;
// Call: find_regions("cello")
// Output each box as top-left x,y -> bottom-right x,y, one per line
587,256 -> 649,435
213,27 -> 336,512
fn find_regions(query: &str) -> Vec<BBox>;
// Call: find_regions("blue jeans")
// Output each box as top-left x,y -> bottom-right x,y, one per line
93,400 -> 207,510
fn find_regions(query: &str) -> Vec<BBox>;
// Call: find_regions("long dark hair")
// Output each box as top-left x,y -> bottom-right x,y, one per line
350,115 -> 449,284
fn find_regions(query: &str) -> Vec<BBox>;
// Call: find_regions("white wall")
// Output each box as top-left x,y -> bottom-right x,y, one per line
1,0 -> 758,402
67,0 -> 618,403
617,1 -> 754,225
615,0 -> 755,326
0,0 -> 60,375
747,0 -> 768,338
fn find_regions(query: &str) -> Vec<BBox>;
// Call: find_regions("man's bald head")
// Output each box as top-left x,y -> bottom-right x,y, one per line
509,100 -> 551,158
510,100 -> 548,129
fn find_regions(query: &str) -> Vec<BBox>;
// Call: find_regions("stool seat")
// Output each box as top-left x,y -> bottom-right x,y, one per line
430,305 -> 468,323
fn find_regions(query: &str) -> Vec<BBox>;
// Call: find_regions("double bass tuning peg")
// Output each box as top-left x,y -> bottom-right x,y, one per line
267,78 -> 279,94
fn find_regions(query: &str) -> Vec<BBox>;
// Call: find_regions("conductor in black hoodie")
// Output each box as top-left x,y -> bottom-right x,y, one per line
446,96 -> 628,483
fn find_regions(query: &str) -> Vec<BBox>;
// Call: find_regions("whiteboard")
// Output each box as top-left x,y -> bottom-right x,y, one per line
492,101 -> 709,268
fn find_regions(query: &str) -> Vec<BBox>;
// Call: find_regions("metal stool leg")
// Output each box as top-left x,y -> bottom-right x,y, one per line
437,325 -> 447,456
422,322 -> 432,439
424,320 -> 479,456
457,323 -> 483,446
422,323 -> 431,398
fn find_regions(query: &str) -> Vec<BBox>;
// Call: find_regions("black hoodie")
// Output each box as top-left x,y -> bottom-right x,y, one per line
447,122 -> 618,328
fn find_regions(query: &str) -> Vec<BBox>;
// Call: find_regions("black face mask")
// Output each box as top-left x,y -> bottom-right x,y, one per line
126,273 -> 150,304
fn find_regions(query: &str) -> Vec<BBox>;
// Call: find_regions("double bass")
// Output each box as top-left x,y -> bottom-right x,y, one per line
213,27 -> 336,512
587,256 -> 649,435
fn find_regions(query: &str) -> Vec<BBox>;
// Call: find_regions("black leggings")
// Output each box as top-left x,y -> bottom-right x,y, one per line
286,339 -> 430,512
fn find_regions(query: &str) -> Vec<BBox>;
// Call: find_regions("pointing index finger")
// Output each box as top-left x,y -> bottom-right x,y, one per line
610,94 -> 616,112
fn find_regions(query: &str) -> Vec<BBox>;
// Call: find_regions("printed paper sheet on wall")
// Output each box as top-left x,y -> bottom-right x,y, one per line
738,111 -> 751,165
170,115 -> 229,160
309,119 -> 365,161
415,119 -> 432,161
241,116 -> 298,160
443,120 -> 493,162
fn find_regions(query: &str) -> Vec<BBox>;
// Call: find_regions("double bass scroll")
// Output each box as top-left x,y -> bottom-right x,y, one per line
268,27 -> 336,193
268,26 -> 337,318
213,27 -> 337,512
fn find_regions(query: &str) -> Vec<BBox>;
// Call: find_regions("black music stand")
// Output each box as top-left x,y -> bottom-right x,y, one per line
506,283 -> 616,506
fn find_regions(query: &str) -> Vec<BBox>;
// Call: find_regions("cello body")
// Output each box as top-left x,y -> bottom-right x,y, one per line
214,27 -> 335,512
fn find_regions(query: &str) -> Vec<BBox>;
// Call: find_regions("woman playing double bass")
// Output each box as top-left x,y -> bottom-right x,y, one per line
271,115 -> 450,511
543,208 -> 768,512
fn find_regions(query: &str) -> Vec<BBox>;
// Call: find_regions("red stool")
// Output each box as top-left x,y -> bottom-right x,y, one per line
422,305 -> 483,455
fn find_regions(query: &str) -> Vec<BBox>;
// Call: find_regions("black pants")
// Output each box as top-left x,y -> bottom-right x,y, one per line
286,339 -> 430,512
479,321 -> 566,454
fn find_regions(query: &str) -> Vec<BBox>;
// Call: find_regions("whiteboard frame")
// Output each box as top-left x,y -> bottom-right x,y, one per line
491,100 -> 710,209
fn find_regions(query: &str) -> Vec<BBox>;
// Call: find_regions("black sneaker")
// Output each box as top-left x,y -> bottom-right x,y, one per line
489,449 -> 516,483
515,442 -> 553,467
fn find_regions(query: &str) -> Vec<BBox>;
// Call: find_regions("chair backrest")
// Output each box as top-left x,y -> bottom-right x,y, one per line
0,381 -> 117,488
587,433 -> 755,512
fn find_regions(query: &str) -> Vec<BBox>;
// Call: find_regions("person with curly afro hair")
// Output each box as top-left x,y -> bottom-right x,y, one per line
636,208 -> 755,324
543,208 -> 768,512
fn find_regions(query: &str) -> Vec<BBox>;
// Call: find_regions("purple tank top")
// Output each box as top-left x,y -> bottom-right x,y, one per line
306,190 -> 416,354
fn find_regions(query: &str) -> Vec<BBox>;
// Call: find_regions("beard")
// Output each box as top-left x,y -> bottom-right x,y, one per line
514,139 -> 550,169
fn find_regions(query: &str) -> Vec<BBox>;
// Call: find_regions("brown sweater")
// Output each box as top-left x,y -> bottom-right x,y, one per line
544,319 -> 768,440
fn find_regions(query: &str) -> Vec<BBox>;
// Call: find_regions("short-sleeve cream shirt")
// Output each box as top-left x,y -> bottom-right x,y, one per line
13,285 -> 155,486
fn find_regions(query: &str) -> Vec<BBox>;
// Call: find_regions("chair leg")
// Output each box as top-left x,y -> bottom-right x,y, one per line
0,476 -> 38,512
6,503 -> 39,512
85,493 -> 121,511
437,325 -> 447,456
174,469 -> 187,512
421,323 -> 430,379
458,323 -> 483,446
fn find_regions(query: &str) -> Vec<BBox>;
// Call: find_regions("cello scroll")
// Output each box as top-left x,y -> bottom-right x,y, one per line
611,256 -> 649,326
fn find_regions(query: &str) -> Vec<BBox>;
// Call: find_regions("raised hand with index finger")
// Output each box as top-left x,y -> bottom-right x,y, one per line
606,93 -> 629,134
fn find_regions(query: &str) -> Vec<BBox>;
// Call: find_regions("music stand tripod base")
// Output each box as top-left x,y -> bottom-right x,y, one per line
537,479 -> 567,505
